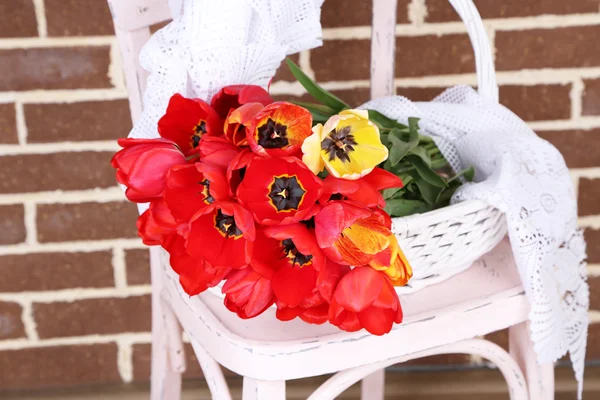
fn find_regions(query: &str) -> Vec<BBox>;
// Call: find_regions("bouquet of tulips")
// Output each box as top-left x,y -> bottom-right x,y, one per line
112,60 -> 471,335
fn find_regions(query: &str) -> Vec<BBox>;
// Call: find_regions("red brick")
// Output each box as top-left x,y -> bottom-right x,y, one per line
590,276 -> 600,310
500,84 -> 571,121
0,251 -> 114,292
583,78 -> 600,116
331,88 -> 371,107
0,152 -> 117,194
425,0 -> 600,22
25,100 -> 132,143
312,34 -> 473,82
37,201 -> 139,243
0,103 -> 18,144
0,343 -> 120,390
321,0 -> 410,28
578,178 -> 600,217
404,353 -> 472,366
496,26 -> 600,71
585,323 -> 600,359
537,129 -> 600,168
312,40 -> 371,81
395,34 -> 474,78
0,204 -> 26,245
0,47 -> 112,91
34,295 -> 151,338
272,54 -> 300,83
0,301 -> 26,340
0,0 -> 38,38
45,0 -> 114,37
584,229 -> 600,264
398,86 -> 451,102
125,249 -> 151,286
132,342 -> 237,381
485,328 -> 509,351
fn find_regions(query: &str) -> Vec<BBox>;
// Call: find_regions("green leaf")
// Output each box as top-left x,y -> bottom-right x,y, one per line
447,166 -> 475,183
384,199 -> 433,217
286,58 -> 349,112
408,155 -> 448,188
413,176 -> 445,205
291,101 -> 337,116
383,187 -> 403,200
367,110 -> 408,130
407,146 -> 431,166
388,127 -> 419,166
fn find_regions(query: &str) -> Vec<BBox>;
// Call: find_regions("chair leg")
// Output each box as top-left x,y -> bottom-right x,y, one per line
509,321 -> 555,400
361,369 -> 385,400
150,248 -> 184,400
242,377 -> 286,400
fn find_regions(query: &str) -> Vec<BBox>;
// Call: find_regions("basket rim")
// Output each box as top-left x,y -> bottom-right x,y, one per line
390,199 -> 502,224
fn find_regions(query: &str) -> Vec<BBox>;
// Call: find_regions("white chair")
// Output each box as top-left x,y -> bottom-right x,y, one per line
108,0 -> 555,398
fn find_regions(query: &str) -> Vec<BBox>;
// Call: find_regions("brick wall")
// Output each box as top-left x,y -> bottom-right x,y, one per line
0,0 -> 599,391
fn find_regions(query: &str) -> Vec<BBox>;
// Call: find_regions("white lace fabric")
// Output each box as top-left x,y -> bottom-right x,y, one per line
130,0 -> 588,396
363,88 -> 589,398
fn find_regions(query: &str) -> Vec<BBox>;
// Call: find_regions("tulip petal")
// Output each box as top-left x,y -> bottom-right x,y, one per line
357,307 -> 396,336
125,148 -> 185,202
301,127 -> 326,175
271,265 -> 317,307
333,266 -> 382,312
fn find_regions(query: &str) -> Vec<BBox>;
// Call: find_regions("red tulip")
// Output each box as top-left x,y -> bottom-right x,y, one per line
164,163 -> 229,222
329,266 -> 403,335
253,224 -> 325,308
198,136 -> 240,169
222,267 -> 274,319
224,102 -> 263,147
275,258 -> 349,325
186,201 -> 255,269
112,138 -> 185,202
320,168 -> 404,207
314,201 -> 393,266
211,84 -> 273,119
158,94 -> 222,157
136,199 -> 179,245
163,234 -> 230,296
246,102 -> 313,158
237,156 -> 322,225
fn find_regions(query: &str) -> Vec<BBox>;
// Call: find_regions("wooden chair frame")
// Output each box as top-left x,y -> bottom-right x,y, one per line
108,0 -> 554,398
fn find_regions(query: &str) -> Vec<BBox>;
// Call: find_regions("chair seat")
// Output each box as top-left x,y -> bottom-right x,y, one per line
161,238 -> 528,381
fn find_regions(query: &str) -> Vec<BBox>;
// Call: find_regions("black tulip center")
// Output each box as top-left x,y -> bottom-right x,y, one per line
321,126 -> 357,162
268,175 -> 306,212
215,210 -> 242,238
281,238 -> 313,267
191,120 -> 207,148
199,179 -> 214,204
257,118 -> 289,148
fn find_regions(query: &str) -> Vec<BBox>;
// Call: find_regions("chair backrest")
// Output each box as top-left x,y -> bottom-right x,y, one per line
110,0 -> 497,125
108,0 -> 173,124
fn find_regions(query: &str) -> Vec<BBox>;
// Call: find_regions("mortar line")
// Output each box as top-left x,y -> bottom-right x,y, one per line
571,78 -> 585,120
408,0 -> 427,26
0,238 -> 145,255
117,338 -> 134,383
0,332 -> 152,351
0,141 -> 120,155
14,101 -> 28,145
0,36 -> 116,49
0,285 -> 152,303
32,0 -> 47,38
20,300 -> 39,342
23,202 -> 38,246
0,187 -> 125,205
112,246 -> 129,290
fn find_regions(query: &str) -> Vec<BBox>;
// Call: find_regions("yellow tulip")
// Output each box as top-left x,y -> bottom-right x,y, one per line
301,109 -> 389,180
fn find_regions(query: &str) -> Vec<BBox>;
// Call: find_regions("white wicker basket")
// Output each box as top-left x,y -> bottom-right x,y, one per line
369,0 -> 507,293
